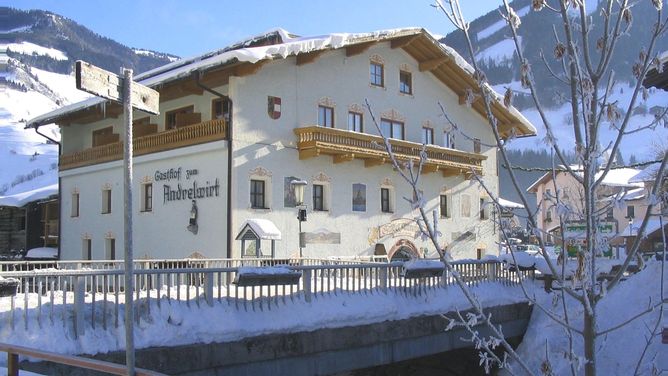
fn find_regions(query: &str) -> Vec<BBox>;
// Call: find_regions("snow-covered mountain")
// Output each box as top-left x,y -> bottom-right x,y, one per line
0,7 -> 178,201
442,0 -> 668,158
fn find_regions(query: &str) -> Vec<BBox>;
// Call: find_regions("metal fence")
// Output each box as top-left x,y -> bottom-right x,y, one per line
0,260 -> 533,337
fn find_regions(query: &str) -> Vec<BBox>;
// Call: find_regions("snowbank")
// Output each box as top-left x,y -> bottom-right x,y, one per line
0,183 -> 58,207
507,261 -> 667,375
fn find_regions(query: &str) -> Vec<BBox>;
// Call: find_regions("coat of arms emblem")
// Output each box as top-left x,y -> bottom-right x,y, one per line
268,96 -> 281,119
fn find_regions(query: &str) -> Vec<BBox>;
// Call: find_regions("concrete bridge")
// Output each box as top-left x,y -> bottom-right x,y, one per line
22,303 -> 532,376
0,258 -> 535,375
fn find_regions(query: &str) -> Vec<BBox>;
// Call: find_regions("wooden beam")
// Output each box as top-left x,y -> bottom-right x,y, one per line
346,42 -> 375,57
333,153 -> 355,164
233,61 -> 268,76
364,158 -> 385,168
299,149 -> 320,160
390,35 -> 420,49
419,57 -> 450,72
458,91 -> 480,106
296,50 -> 328,66
442,169 -> 461,178
422,165 -> 439,174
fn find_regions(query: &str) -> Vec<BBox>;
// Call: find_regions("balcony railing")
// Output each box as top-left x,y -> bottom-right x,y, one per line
294,126 -> 485,177
60,119 -> 227,170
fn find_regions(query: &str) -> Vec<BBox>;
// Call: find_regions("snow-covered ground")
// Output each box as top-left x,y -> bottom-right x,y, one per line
0,41 -> 68,61
0,281 -> 532,359
0,57 -> 89,199
507,83 -> 668,159
507,260 -> 667,375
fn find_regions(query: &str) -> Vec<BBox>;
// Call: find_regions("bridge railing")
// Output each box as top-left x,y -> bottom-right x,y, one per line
0,257 -> 374,272
0,260 -> 533,336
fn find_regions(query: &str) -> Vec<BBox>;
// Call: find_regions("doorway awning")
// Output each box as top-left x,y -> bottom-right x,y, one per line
235,219 -> 282,240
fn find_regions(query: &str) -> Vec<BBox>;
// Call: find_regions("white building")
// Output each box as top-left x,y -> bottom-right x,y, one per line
27,28 -> 535,261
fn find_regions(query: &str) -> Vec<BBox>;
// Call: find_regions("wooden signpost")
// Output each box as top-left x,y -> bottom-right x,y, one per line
76,60 -> 159,376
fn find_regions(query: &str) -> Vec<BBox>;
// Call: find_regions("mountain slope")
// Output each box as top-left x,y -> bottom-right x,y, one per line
0,7 -> 179,201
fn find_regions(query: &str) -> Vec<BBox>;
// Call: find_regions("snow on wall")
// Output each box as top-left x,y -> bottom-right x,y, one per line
1,41 -> 68,61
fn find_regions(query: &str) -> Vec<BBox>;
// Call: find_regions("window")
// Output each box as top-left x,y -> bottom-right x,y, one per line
82,239 -> 92,260
352,183 -> 367,212
165,105 -> 194,130
422,127 -> 434,145
141,183 -> 153,212
348,112 -> 363,132
380,119 -> 404,140
250,179 -> 266,209
71,193 -> 79,217
606,207 -> 614,220
381,188 -> 392,213
313,184 -> 325,211
102,189 -> 112,214
545,210 -> 553,222
106,238 -> 115,260
626,205 -> 635,219
461,194 -> 471,217
474,138 -> 481,153
370,62 -> 384,87
479,198 -> 488,220
212,98 -> 231,121
318,105 -> 334,128
443,131 -> 455,149
399,71 -> 412,94
440,194 -> 450,218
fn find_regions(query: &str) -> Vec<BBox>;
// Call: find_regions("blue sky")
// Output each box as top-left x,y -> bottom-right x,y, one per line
4,1 -> 499,58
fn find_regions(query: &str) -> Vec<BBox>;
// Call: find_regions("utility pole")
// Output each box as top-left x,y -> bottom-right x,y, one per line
76,61 -> 159,375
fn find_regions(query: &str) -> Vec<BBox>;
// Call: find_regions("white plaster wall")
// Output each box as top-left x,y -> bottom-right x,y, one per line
228,42 -> 498,259
60,141 -> 228,260
59,42 -> 502,261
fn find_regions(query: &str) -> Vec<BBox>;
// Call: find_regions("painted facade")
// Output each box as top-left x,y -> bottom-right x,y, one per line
29,29 -> 536,261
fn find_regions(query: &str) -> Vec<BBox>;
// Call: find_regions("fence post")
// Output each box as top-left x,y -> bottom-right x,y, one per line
8,352 -> 18,376
74,276 -> 85,337
303,269 -> 312,303
204,272 -> 214,307
380,267 -> 388,293
488,262 -> 497,282
441,268 -> 448,288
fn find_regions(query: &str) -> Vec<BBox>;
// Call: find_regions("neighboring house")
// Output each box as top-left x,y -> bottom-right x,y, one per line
526,165 -> 644,252
0,184 -> 59,256
27,28 -> 535,262
615,164 -> 668,255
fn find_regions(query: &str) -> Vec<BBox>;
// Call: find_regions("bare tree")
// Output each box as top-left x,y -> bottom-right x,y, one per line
366,1 -> 668,375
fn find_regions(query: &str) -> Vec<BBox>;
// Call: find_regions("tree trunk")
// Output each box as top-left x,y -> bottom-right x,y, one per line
584,303 -> 596,376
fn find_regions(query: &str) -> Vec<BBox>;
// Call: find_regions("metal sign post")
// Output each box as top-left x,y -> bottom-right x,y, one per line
76,60 -> 158,376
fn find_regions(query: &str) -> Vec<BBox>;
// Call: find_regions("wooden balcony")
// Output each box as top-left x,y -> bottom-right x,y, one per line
294,126 -> 485,177
60,119 -> 227,171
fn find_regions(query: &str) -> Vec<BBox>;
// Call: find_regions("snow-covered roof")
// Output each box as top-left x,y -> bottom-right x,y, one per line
623,187 -> 645,201
236,219 -> 282,240
498,197 -> 524,209
618,218 -> 667,238
0,183 -> 58,207
24,247 -> 58,259
26,27 -> 536,138
527,166 -> 643,193
594,168 -> 643,188
629,163 -> 661,183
